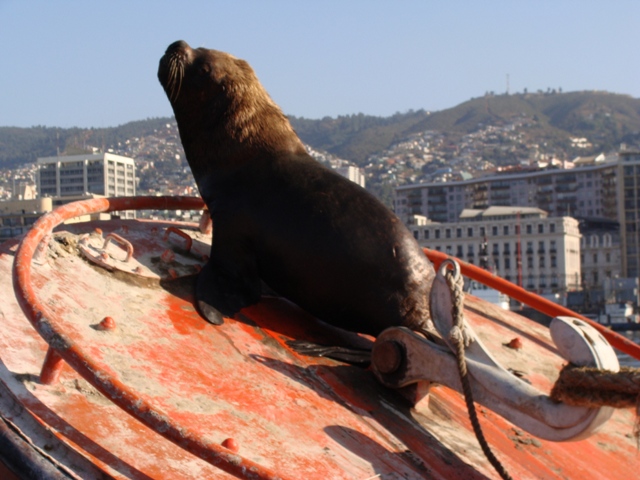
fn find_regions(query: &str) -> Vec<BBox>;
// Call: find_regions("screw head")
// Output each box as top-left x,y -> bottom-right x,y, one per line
373,340 -> 403,374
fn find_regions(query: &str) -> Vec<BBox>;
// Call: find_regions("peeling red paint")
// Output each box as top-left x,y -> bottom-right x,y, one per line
0,196 -> 636,479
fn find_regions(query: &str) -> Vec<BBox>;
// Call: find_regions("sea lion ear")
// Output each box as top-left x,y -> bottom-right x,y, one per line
234,59 -> 255,77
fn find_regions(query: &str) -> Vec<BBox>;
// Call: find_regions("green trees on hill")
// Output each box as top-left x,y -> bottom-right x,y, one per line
0,118 -> 173,166
1,91 -> 639,169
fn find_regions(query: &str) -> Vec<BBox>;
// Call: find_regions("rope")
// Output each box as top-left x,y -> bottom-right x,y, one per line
442,260 -> 513,480
551,364 -> 640,443
551,365 -> 640,408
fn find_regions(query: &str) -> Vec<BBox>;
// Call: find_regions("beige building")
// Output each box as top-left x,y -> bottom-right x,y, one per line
580,229 -> 621,290
0,197 -> 52,242
0,194 -> 114,242
412,206 -> 581,294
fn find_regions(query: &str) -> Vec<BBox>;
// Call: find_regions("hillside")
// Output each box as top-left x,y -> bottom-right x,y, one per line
409,90 -> 640,146
0,118 -> 173,167
1,91 -> 639,169
290,91 -> 640,165
289,110 -> 431,164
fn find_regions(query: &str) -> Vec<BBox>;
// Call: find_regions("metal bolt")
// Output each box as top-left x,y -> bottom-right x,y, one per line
97,316 -> 116,331
505,337 -> 523,350
221,438 -> 239,453
373,340 -> 403,374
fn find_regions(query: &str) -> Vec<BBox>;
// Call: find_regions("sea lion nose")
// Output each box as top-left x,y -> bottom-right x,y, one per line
166,40 -> 191,55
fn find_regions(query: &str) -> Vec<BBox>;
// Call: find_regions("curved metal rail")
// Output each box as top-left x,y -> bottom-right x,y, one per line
423,248 -> 640,361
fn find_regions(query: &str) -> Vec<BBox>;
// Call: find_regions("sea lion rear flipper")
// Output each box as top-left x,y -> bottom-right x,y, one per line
286,340 -> 371,366
196,261 -> 261,325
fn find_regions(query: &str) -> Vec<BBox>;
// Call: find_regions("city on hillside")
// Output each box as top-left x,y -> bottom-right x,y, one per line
2,90 -> 640,325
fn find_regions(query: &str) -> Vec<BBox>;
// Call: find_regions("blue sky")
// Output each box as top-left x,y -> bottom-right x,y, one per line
1,1 -> 638,128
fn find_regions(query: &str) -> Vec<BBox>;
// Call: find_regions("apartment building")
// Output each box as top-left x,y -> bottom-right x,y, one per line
579,219 -> 621,290
618,147 -> 640,277
336,165 -> 366,188
37,153 -> 136,219
396,147 -> 640,284
412,206 -> 581,294
395,157 -> 617,225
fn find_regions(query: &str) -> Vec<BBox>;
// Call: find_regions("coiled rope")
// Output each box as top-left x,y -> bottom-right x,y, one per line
551,364 -> 640,442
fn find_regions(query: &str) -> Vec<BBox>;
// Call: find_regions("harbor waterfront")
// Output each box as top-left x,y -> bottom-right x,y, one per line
619,331 -> 640,367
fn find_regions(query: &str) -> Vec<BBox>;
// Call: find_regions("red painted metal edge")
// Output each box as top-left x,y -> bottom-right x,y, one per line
12,196 -> 286,480
424,248 -> 640,361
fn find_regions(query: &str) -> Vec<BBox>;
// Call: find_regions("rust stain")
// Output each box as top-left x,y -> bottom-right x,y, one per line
165,299 -> 207,334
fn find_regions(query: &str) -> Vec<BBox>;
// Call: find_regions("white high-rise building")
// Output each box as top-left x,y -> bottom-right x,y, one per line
37,153 -> 136,198
37,153 -> 137,218
336,165 -> 366,188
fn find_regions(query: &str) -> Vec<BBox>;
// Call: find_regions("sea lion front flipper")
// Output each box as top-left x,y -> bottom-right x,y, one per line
196,297 -> 224,325
195,260 -> 261,325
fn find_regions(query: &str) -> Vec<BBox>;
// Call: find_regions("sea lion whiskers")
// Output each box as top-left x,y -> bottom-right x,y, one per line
166,53 -> 184,103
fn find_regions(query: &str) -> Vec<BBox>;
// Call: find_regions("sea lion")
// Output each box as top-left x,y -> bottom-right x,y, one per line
157,40 -> 435,338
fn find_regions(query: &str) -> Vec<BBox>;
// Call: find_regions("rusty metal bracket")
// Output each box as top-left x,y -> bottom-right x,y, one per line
78,223 -> 206,280
371,261 -> 619,442
102,232 -> 134,262
163,226 -> 193,252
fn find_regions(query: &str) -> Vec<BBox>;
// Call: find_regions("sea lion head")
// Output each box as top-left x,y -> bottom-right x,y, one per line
158,40 -> 249,109
158,40 -> 302,158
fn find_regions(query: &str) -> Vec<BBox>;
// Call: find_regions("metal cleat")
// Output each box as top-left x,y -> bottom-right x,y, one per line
77,227 -> 208,280
371,261 -> 619,442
